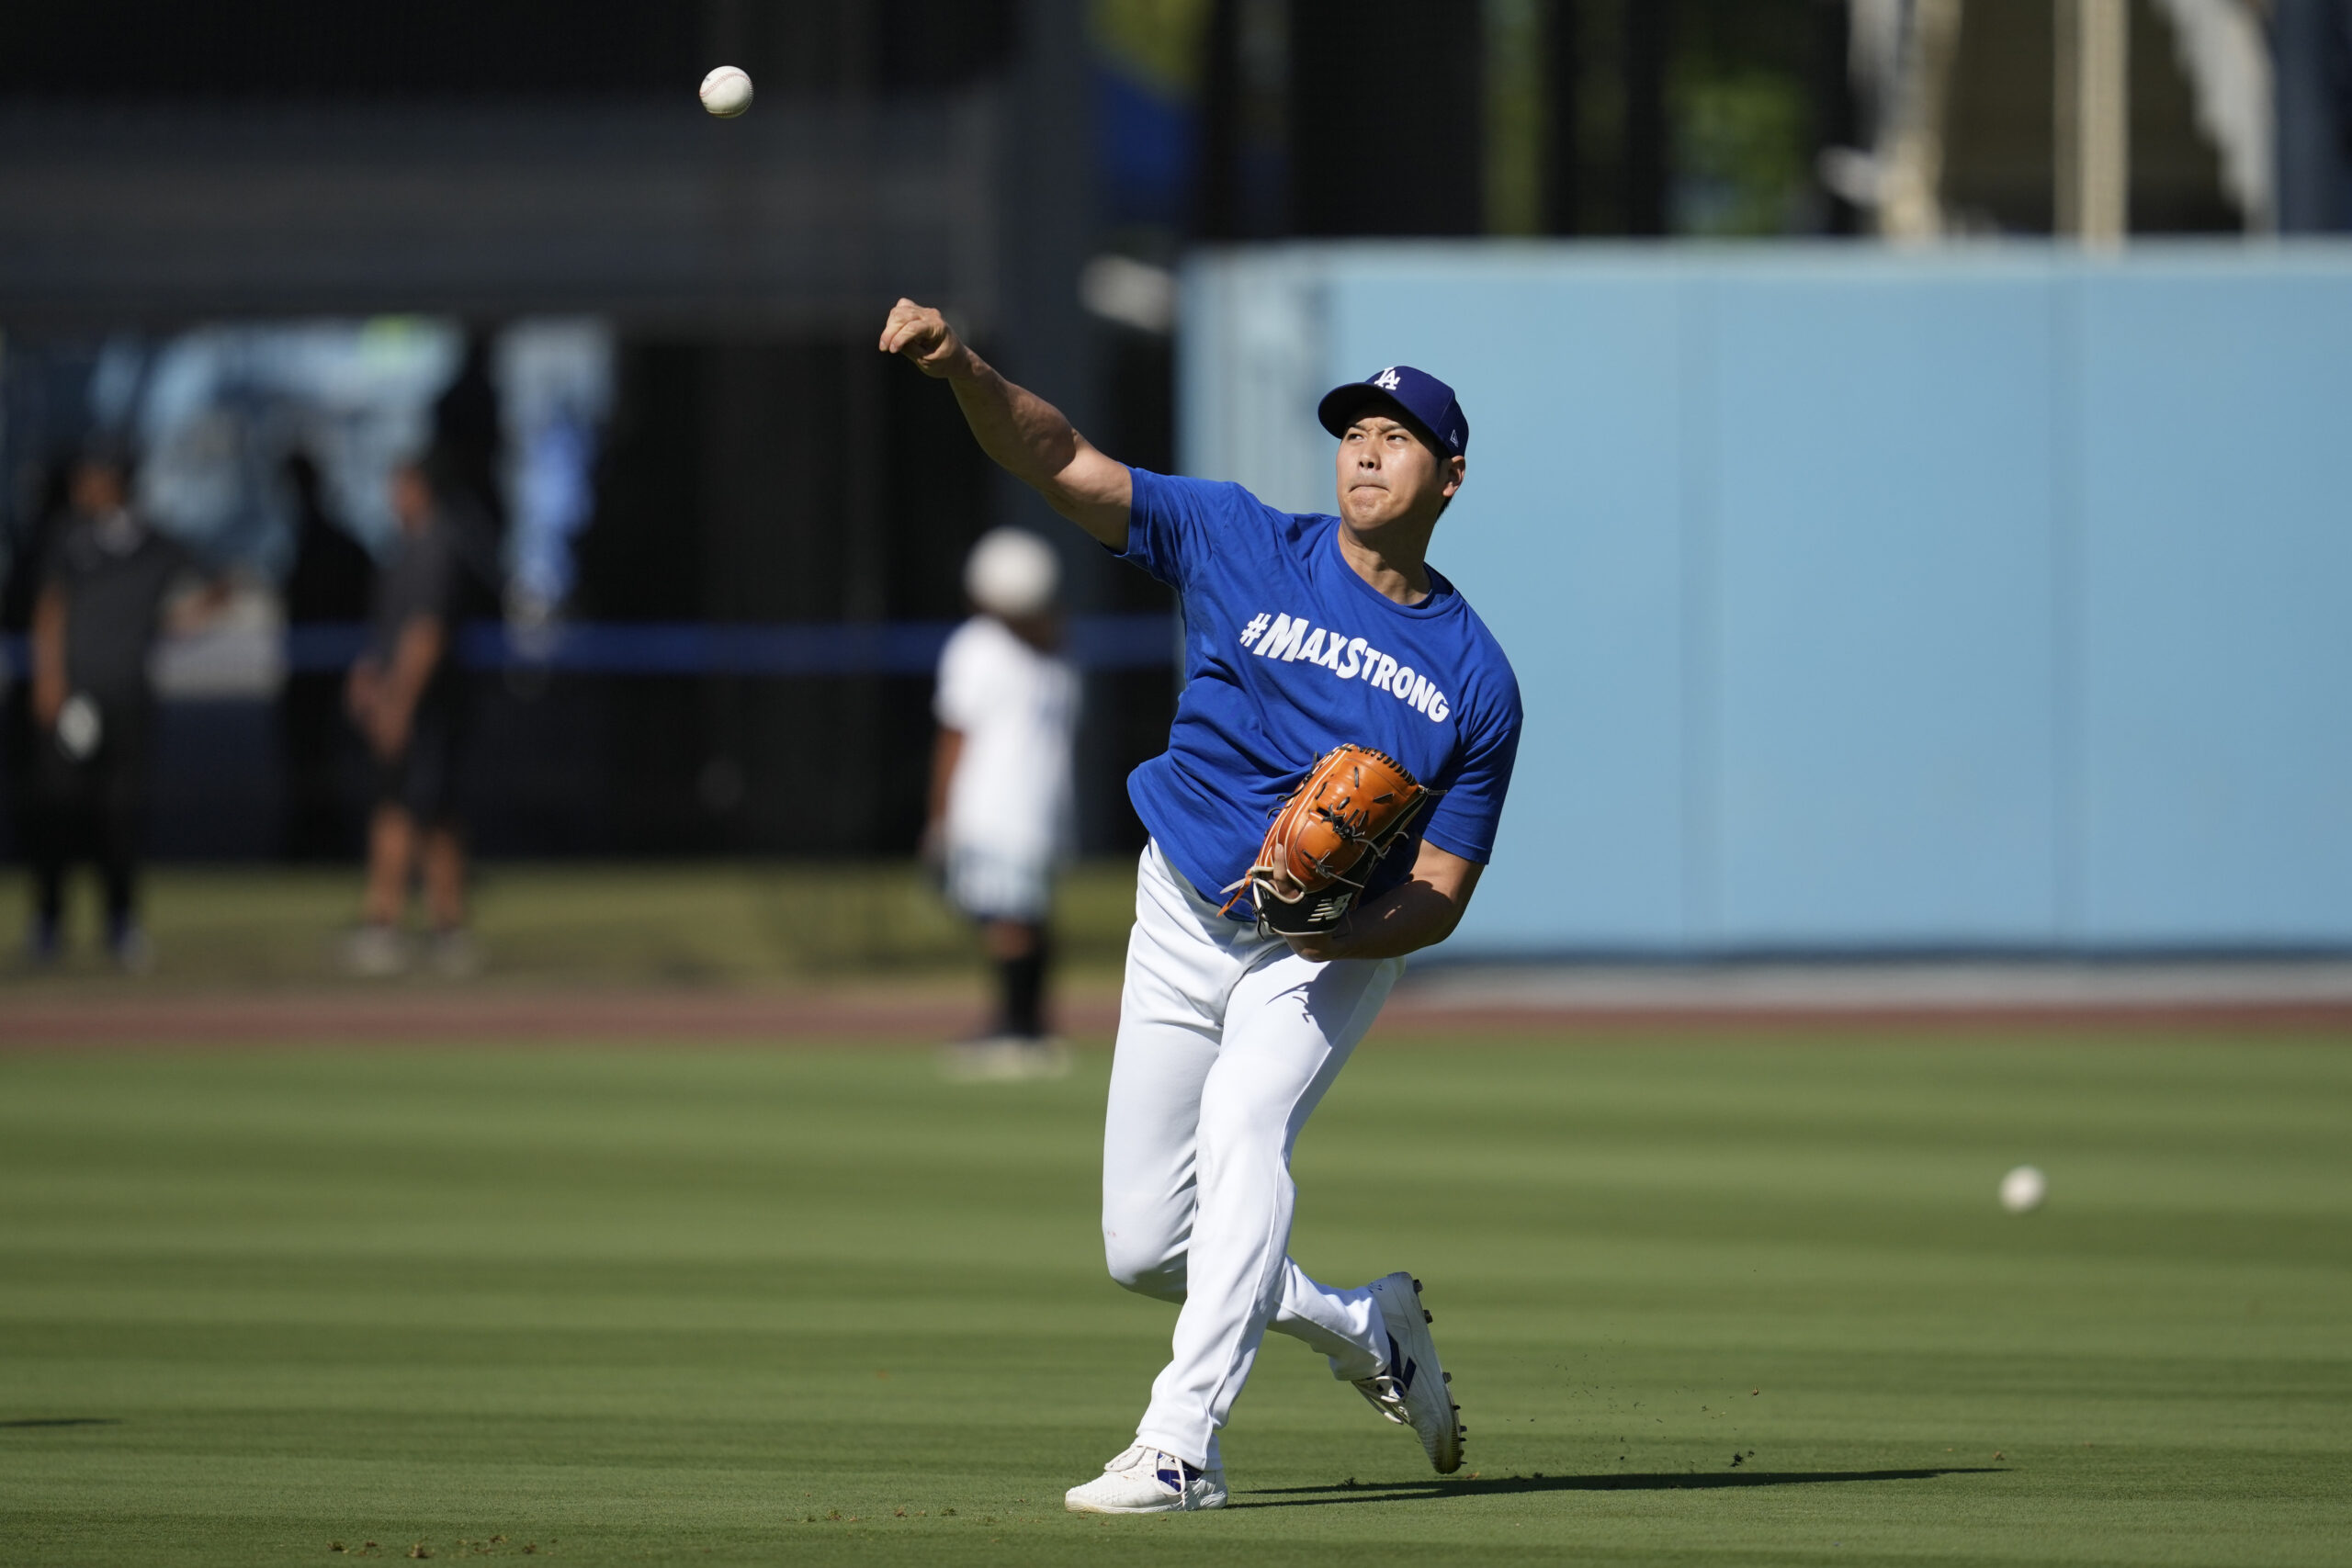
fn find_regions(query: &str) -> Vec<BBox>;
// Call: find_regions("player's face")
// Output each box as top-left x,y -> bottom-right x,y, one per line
70,462 -> 127,517
1335,416 -> 1462,534
389,467 -> 434,533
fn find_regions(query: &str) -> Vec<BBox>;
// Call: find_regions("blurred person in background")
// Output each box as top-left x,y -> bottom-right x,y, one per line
2,460 -> 75,898
276,451 -> 376,861
24,441 -> 229,970
343,455 -> 473,978
928,527 -> 1080,1080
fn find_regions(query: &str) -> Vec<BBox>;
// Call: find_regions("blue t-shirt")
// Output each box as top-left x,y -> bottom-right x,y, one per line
1119,468 -> 1523,912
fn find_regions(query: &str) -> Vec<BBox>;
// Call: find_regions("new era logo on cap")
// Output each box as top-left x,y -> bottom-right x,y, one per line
1317,366 -> 1469,457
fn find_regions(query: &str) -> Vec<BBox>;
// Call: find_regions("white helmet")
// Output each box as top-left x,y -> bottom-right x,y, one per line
964,527 -> 1060,618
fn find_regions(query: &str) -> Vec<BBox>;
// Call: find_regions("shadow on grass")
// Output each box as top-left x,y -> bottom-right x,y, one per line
0,1417 -> 121,1428
1232,1467 -> 1999,1509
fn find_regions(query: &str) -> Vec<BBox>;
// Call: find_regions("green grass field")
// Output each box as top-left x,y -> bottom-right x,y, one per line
4,1035 -> 2348,1566
3,863 -> 1142,988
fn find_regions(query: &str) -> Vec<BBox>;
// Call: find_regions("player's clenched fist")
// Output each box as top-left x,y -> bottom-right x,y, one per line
878,298 -> 969,378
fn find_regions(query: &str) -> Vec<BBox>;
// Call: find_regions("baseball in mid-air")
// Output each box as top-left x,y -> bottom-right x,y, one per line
700,65 -> 753,118
1998,1165 -> 2048,1213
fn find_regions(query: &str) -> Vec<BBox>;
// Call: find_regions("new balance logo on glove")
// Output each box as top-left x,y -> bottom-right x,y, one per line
1237,611 -> 1453,723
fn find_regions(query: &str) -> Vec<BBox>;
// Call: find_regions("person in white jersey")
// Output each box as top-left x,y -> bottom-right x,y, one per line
880,299 -> 1523,1515
928,527 -> 1080,1080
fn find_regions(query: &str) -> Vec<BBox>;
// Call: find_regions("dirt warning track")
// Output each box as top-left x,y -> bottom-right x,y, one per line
0,987 -> 1112,1047
6,960 -> 2352,1047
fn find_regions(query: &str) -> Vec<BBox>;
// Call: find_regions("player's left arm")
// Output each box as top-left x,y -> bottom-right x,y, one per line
1282,839 -> 1483,964
362,614 -> 447,759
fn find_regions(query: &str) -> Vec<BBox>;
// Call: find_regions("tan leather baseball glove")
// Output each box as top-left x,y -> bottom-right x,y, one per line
1223,744 -> 1430,935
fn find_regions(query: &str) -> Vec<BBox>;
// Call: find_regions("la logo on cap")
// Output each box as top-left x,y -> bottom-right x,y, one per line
1374,367 -> 1401,391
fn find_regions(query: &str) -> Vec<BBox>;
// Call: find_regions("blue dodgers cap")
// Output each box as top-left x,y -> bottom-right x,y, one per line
1317,365 -> 1469,457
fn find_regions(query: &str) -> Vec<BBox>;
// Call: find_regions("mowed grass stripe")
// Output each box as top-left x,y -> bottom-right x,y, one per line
3,1039 -> 2347,1567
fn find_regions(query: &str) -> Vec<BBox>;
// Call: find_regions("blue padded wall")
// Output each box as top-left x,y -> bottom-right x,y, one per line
1179,244 -> 2352,953
2075,265 -> 2352,942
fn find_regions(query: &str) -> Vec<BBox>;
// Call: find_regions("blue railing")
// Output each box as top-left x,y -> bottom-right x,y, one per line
10,613 -> 1178,680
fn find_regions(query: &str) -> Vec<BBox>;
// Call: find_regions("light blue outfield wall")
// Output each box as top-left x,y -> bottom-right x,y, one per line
1178,244 -> 2352,953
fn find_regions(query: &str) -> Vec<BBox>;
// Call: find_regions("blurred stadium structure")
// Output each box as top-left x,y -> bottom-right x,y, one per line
2,0 -> 2348,959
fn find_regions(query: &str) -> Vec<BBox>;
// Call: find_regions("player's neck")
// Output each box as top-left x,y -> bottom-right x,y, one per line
1334,518 -> 1433,606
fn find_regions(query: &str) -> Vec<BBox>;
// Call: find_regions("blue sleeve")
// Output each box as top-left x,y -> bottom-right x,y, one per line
1420,671 -> 1522,867
1117,468 -> 1261,592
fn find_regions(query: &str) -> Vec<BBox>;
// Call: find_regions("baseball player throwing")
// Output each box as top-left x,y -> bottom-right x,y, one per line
881,299 -> 1521,1514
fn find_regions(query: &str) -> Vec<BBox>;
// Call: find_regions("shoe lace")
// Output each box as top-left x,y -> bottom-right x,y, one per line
1352,1374 -> 1411,1425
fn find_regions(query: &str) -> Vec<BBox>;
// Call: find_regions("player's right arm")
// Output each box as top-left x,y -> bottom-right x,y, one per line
29,583 -> 67,729
924,726 -> 963,864
879,299 -> 1131,549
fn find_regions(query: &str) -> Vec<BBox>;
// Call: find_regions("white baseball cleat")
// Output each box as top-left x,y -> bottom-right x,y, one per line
340,922 -> 410,979
1354,1271 -> 1464,1474
1063,1444 -> 1228,1514
940,1036 -> 1072,1082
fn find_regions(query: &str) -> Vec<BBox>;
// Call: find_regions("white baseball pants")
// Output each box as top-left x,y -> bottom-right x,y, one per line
1103,840 -> 1403,1470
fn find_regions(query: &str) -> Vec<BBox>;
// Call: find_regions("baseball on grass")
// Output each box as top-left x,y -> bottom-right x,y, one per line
1999,1165 -> 2047,1213
700,65 -> 753,118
